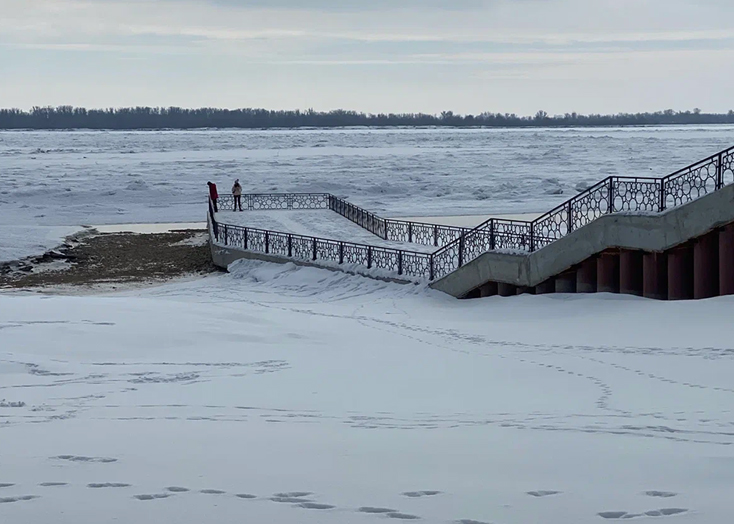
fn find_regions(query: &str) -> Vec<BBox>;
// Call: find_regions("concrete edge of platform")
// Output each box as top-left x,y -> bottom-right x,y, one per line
209,241 -> 417,286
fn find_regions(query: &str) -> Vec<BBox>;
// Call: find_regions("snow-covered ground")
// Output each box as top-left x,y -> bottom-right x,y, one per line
1,261 -> 733,523
216,209 -> 437,252
2,126 -> 734,261
0,225 -> 81,263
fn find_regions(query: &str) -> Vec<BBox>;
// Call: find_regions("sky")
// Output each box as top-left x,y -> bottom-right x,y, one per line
1,0 -> 733,115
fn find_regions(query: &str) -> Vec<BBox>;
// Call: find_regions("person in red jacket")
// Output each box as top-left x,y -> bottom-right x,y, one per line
207,181 -> 219,212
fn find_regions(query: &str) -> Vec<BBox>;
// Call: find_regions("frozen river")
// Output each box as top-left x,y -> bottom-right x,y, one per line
1,125 -> 733,261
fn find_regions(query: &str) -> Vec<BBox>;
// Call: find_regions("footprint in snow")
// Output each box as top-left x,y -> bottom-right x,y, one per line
387,512 -> 422,520
644,491 -> 678,498
0,495 -> 39,504
134,494 -> 171,501
358,507 -> 398,514
298,502 -> 335,510
402,490 -> 441,498
598,508 -> 688,519
527,490 -> 562,497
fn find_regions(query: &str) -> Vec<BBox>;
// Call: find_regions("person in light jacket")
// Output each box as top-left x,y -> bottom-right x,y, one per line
232,179 -> 243,211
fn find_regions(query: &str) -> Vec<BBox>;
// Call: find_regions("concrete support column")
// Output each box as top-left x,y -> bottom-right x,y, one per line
535,279 -> 555,295
643,253 -> 667,300
620,250 -> 644,296
576,258 -> 597,293
479,281 -> 498,298
720,224 -> 734,296
694,232 -> 719,299
597,252 -> 620,294
555,271 -> 577,293
498,282 -> 517,297
668,245 -> 694,301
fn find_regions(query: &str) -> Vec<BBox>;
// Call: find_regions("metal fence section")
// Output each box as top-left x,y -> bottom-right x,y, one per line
218,192 -> 330,212
216,223 -> 432,280
210,145 -> 734,282
329,195 -> 388,239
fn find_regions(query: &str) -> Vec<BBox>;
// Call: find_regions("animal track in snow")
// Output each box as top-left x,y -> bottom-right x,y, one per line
166,486 -> 190,493
134,493 -> 171,501
87,483 -> 130,488
53,455 -> 117,463
200,489 -> 226,495
0,483 -> 15,488
402,490 -> 441,498
598,508 -> 688,519
527,490 -> 562,497
235,493 -> 257,499
456,520 -> 491,524
0,495 -> 39,504
39,482 -> 68,487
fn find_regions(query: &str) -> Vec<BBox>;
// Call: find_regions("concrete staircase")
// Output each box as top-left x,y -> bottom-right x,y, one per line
431,183 -> 734,300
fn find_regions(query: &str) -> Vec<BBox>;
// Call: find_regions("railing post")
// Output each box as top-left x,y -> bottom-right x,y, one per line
265,231 -> 269,254
659,179 -> 666,212
433,225 -> 438,247
529,223 -> 535,252
717,153 -> 724,189
490,219 -> 496,250
312,238 -> 317,260
398,251 -> 403,275
287,194 -> 293,210
339,242 -> 344,264
430,255 -> 435,281
223,224 -> 228,245
608,178 -> 615,213
384,220 -> 389,241
458,235 -> 465,267
244,228 -> 248,250
567,201 -> 573,232
408,223 -> 413,243
287,234 -> 292,257
367,247 -> 372,269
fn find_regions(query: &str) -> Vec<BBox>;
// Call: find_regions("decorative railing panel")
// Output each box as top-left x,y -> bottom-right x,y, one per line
663,155 -> 719,208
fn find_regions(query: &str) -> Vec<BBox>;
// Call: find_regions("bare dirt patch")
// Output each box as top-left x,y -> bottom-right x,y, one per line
0,229 -> 217,290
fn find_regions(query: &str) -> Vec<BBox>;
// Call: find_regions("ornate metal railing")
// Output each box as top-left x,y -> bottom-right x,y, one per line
217,192 -> 331,212
210,145 -> 734,282
213,222 -> 433,280
431,145 -> 734,279
329,195 -> 388,239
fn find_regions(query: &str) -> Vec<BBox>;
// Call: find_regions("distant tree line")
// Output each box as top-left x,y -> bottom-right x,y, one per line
1,106 -> 733,130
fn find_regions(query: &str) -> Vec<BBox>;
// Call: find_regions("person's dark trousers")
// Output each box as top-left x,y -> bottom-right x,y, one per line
212,199 -> 218,213
234,195 -> 243,211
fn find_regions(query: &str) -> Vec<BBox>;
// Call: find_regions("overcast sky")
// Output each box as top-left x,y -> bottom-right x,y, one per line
1,0 -> 733,114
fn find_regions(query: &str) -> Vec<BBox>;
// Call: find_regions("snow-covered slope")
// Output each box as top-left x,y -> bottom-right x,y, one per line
1,261 -> 732,523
